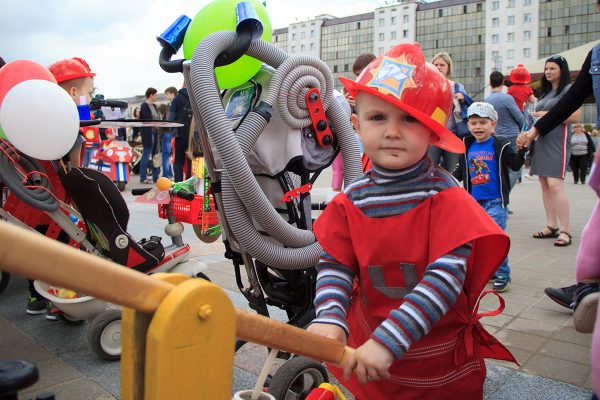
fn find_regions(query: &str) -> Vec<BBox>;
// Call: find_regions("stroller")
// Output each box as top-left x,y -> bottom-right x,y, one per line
0,133 -> 206,360
157,9 -> 361,398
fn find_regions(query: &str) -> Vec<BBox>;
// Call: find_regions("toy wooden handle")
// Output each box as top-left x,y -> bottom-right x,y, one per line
0,221 -> 171,313
0,221 -> 354,365
236,308 -> 354,366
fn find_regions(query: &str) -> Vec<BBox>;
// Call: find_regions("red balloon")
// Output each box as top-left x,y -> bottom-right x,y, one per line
0,60 -> 57,106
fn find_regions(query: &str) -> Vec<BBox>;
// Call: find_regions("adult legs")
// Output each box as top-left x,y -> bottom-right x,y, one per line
161,132 -> 173,178
580,154 -> 590,184
546,176 -> 571,243
173,136 -> 187,182
150,132 -> 161,182
140,132 -> 154,182
571,155 -> 583,183
506,138 -> 521,191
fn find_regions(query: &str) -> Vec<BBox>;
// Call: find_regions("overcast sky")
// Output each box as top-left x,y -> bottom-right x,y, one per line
1,0 -> 383,98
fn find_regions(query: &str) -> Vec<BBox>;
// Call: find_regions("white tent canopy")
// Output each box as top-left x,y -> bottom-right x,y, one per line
525,40 -> 600,74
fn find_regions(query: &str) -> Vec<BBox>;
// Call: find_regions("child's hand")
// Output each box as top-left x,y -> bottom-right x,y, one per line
307,323 -> 347,344
343,339 -> 393,385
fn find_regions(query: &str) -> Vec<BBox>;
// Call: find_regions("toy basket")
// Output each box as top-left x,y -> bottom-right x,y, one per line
158,194 -> 218,226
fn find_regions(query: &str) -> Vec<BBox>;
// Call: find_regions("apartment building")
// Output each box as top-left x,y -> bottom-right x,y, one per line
271,0 -> 597,119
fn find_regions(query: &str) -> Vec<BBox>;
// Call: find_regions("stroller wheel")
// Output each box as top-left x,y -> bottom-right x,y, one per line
87,310 -> 121,361
0,271 -> 10,295
267,356 -> 328,400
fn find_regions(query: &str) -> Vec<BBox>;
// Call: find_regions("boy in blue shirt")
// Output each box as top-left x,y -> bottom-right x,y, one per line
454,102 -> 527,292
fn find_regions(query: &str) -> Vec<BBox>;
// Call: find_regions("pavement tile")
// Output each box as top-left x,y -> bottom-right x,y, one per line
22,377 -> 116,400
504,317 -> 562,337
21,357 -> 84,393
583,373 -> 593,389
551,326 -> 593,347
494,329 -> 548,353
491,346 -> 533,369
481,313 -> 514,328
539,340 -> 592,366
0,316 -> 30,347
0,339 -> 56,362
518,307 -> 572,325
499,292 -> 542,306
522,354 -> 590,387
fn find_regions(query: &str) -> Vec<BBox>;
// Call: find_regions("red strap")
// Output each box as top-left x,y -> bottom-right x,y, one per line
473,289 -> 506,319
281,183 -> 313,203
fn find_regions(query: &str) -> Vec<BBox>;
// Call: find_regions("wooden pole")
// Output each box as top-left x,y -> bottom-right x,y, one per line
0,220 -> 352,365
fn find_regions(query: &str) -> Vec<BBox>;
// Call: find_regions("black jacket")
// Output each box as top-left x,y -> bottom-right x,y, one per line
453,136 -> 527,207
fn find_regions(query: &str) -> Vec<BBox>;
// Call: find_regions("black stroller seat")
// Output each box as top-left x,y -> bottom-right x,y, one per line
58,167 -> 165,272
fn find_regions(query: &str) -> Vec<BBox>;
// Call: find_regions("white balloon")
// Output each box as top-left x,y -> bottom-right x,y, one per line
0,79 -> 79,160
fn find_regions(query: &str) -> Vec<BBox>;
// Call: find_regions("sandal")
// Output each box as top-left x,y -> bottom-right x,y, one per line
554,231 -> 572,247
533,226 -> 559,239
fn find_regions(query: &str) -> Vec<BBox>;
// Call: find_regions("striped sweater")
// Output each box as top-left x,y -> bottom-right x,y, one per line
313,156 -> 473,359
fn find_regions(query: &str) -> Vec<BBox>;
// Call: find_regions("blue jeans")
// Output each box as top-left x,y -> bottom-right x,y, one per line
504,137 -> 521,192
161,133 -> 173,178
82,146 -> 94,168
428,146 -> 460,173
478,198 -> 510,277
140,131 -> 160,182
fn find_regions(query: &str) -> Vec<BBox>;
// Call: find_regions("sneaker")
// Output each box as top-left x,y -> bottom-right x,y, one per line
493,275 -> 511,292
544,284 -> 577,309
573,282 -> 600,333
26,297 -> 48,315
45,303 -> 62,321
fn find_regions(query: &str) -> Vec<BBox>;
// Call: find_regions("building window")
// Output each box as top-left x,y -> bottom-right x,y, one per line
300,44 -> 305,52
391,31 -> 397,40
379,18 -> 385,27
477,3 -> 482,11
378,47 -> 385,56
344,64 -> 349,72
523,48 -> 531,57
508,0 -> 515,7
507,15 -> 515,25
523,13 -> 532,23
310,30 -> 315,38
478,35 -> 482,44
507,49 -> 515,59
391,16 -> 397,25
492,34 -> 499,44
492,17 -> 499,27
547,27 -> 552,37
291,45 -> 296,53
475,67 -> 482,77
463,5 -> 467,13
379,33 -> 385,41
507,32 -> 515,42
357,22 -> 361,29
403,15 -> 409,23
300,32 -> 306,39
565,25 -> 570,34
292,33 -> 296,40
310,43 -> 315,50
403,30 -> 408,38
438,9 -> 443,17
436,39 -> 439,48
524,0 -> 531,5
524,30 -> 531,40
492,50 -> 500,60
333,65 -> 338,73
492,1 -> 499,10
275,36 -> 278,42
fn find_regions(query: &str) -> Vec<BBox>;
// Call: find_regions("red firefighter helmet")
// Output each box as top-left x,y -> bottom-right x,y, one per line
509,64 -> 531,84
340,43 -> 464,154
48,57 -> 95,83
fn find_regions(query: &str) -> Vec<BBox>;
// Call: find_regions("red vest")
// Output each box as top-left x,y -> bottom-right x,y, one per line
313,187 -> 516,399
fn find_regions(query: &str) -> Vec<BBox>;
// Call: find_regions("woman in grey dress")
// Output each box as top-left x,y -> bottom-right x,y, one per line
530,55 -> 581,246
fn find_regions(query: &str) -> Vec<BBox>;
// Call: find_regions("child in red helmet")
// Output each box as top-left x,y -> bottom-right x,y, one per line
507,64 -> 537,112
308,43 -> 516,399
48,57 -> 96,168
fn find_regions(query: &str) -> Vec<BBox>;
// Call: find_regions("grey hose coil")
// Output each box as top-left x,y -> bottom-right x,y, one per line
190,31 -> 361,269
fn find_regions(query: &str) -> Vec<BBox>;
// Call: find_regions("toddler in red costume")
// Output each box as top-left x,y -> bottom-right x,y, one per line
308,43 -> 517,399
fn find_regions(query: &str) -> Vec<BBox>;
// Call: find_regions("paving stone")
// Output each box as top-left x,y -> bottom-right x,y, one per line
0,316 -> 30,347
504,317 -> 562,338
552,326 -> 593,347
22,377 -> 116,400
22,357 -> 83,393
522,354 -> 590,387
481,313 -> 514,328
518,307 -> 571,325
494,329 -> 548,353
539,340 -> 591,366
0,339 -> 55,362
